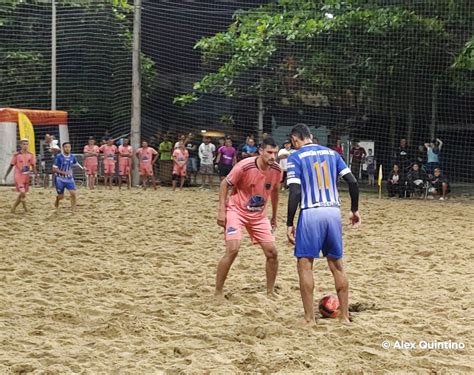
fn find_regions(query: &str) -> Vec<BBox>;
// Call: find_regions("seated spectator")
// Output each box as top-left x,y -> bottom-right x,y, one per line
406,163 -> 427,197
428,167 -> 450,201
387,164 -> 403,198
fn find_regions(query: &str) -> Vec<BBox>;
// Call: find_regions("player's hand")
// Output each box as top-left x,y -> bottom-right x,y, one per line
217,210 -> 226,228
349,211 -> 361,227
270,216 -> 277,232
287,226 -> 296,245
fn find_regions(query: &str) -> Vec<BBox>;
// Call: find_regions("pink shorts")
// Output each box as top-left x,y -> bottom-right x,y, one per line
139,163 -> 153,176
225,209 -> 274,245
119,159 -> 131,176
84,159 -> 98,175
173,164 -> 186,177
103,161 -> 115,175
15,174 -> 29,193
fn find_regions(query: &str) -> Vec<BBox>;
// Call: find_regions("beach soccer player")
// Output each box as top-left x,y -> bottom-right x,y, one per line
53,142 -> 84,211
215,137 -> 282,299
118,138 -> 133,189
172,142 -> 189,191
83,137 -> 100,190
99,138 -> 117,190
286,124 -> 360,326
3,139 -> 38,213
136,140 -> 158,190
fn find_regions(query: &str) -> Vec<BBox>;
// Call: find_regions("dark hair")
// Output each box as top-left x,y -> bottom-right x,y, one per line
289,123 -> 311,141
260,136 -> 277,148
434,167 -> 441,172
62,142 -> 71,148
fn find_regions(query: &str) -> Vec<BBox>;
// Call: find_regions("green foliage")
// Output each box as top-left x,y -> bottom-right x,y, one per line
176,0 -> 472,110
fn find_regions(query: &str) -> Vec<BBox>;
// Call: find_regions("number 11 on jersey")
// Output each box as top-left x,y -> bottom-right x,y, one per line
314,161 -> 331,190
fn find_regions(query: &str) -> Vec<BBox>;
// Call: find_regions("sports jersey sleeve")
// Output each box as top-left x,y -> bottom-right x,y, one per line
336,153 -> 351,177
225,162 -> 242,186
72,155 -> 78,165
286,154 -> 301,185
53,154 -> 61,169
10,154 -> 17,166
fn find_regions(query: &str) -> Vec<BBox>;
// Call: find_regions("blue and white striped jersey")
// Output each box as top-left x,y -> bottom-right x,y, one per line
287,144 -> 351,209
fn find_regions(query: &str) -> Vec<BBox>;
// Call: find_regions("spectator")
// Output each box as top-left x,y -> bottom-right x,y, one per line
349,140 -> 366,179
100,130 -> 110,145
149,135 -> 158,150
393,138 -> 411,174
215,137 -> 237,181
406,163 -> 427,197
175,133 -> 192,149
40,134 -> 53,188
159,135 -> 173,161
198,136 -> 216,189
241,137 -> 258,159
424,138 -> 443,175
217,137 -> 225,149
365,149 -> 376,186
172,141 -> 189,191
277,140 -> 294,190
387,164 -> 403,198
415,144 -> 427,166
331,139 -> 344,160
428,168 -> 450,200
185,134 -> 199,186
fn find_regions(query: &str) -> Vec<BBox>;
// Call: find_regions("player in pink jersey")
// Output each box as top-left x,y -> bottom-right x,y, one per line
99,138 -> 117,190
83,137 -> 100,190
118,138 -> 133,189
136,140 -> 158,190
172,142 -> 189,191
215,137 -> 282,300
3,139 -> 38,213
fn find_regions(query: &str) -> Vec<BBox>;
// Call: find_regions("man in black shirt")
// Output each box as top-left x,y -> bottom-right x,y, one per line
393,138 -> 412,175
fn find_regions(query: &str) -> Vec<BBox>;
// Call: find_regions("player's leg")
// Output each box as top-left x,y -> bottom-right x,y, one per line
180,175 -> 185,190
297,257 -> 315,325
151,173 -> 157,190
327,258 -> 350,323
260,242 -> 278,296
69,190 -> 77,210
441,182 -> 448,199
215,239 -> 241,299
55,194 -> 64,208
207,169 -> 213,188
172,174 -> 177,191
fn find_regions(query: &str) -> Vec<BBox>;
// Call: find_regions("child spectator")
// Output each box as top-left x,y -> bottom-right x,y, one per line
406,163 -> 427,197
365,149 -> 376,186
428,168 -> 450,200
387,164 -> 403,198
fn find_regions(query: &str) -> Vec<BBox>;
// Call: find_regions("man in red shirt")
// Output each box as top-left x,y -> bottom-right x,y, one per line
3,139 -> 38,213
118,138 -> 133,189
215,137 -> 282,300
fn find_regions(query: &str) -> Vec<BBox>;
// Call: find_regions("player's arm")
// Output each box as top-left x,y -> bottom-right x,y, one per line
217,178 -> 230,227
286,157 -> 301,245
152,151 -> 158,165
343,172 -> 360,225
270,181 -> 280,230
3,164 -> 14,181
215,151 -> 221,164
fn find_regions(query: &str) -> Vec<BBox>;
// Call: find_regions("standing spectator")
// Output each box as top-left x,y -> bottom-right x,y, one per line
365,149 -> 376,186
349,140 -> 366,180
198,136 -> 216,189
216,137 -> 237,181
424,138 -> 443,175
99,138 -> 117,190
100,130 -> 111,145
393,138 -> 411,174
159,135 -> 173,161
40,135 -> 53,188
175,133 -> 191,149
406,163 -> 427,197
241,137 -> 258,159
118,138 -> 133,189
83,137 -> 100,190
387,164 -> 403,198
185,134 -> 199,186
136,140 -> 158,190
415,144 -> 427,166
428,168 -> 450,200
277,140 -> 294,190
217,137 -> 225,149
172,142 -> 189,191
331,139 -> 344,160
148,135 -> 158,150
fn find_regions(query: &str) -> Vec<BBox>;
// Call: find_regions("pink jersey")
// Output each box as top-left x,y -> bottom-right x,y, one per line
118,145 -> 133,159
11,152 -> 36,176
99,145 -> 117,163
136,147 -> 158,166
173,148 -> 189,164
226,157 -> 282,215
83,145 -> 99,162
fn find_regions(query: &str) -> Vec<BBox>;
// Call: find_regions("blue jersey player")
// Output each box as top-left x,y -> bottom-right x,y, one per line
286,124 -> 360,326
53,142 -> 83,211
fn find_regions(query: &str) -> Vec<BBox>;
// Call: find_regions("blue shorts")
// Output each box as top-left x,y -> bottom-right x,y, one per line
295,207 -> 343,259
55,176 -> 76,195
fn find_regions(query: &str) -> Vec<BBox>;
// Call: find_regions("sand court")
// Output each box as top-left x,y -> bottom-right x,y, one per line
0,187 -> 473,373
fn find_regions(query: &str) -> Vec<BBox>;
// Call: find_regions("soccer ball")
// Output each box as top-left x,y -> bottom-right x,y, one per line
319,295 -> 340,318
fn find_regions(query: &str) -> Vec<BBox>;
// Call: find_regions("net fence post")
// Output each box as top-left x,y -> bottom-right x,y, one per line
131,0 -> 142,187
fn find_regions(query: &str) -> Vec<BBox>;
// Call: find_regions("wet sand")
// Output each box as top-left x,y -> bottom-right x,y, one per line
0,186 -> 473,373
